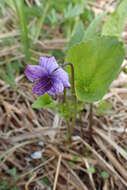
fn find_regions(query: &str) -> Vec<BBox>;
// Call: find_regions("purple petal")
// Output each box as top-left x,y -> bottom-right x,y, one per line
53,68 -> 70,88
32,77 -> 52,96
39,56 -> 58,74
25,65 -> 47,82
47,87 -> 56,96
48,80 -> 64,96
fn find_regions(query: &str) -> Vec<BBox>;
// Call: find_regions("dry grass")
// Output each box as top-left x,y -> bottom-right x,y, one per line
0,70 -> 127,189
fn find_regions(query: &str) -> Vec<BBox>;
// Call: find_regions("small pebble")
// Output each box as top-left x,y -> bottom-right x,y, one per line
31,150 -> 43,159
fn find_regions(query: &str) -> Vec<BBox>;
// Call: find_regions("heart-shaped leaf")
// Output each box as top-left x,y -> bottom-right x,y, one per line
66,36 -> 125,103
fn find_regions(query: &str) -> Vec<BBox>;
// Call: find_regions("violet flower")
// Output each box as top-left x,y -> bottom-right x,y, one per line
25,56 -> 70,96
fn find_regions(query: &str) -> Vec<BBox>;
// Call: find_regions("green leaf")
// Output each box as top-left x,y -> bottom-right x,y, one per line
41,176 -> 50,186
101,171 -> 109,179
49,0 -> 70,12
84,12 -> 106,40
8,168 -> 18,182
0,181 -> 9,190
73,154 -> 79,161
66,36 -> 125,103
4,0 -> 15,10
81,7 -> 95,24
32,94 -> 56,109
24,6 -> 43,18
67,20 -> 85,49
102,0 -> 127,39
87,167 -> 96,174
64,3 -> 84,19
48,8 -> 59,25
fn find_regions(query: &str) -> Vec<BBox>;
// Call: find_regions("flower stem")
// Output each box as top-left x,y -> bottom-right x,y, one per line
79,110 -> 84,139
89,103 -> 93,145
63,62 -> 77,141
63,88 -> 66,103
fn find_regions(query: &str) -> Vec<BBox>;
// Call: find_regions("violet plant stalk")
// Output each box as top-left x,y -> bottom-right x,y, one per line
89,103 -> 93,144
62,62 -> 77,141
